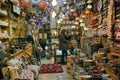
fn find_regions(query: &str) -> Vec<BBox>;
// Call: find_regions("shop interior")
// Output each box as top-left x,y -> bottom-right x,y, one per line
0,0 -> 120,80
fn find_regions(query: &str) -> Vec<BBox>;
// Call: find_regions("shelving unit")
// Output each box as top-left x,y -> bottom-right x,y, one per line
0,1 -> 10,52
0,43 -> 32,64
0,0 -> 25,55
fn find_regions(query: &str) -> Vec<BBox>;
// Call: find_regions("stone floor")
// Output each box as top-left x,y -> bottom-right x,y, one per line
38,57 -> 75,80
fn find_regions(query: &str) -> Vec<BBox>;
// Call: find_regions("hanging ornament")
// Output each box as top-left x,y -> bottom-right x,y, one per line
54,6 -> 60,14
73,12 -> 78,17
52,0 -> 57,6
24,3 -> 32,9
75,17 -> 80,21
57,0 -> 63,7
81,14 -> 86,18
11,0 -> 19,4
38,0 -> 48,10
32,0 -> 40,4
52,11 -> 56,18
85,9 -> 90,14
79,19 -> 84,23
20,0 -> 32,9
87,4 -> 92,9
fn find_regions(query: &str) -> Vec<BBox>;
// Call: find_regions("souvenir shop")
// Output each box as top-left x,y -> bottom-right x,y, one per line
0,0 -> 120,80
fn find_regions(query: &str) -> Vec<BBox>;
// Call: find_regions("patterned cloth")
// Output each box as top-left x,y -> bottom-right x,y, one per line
16,69 -> 34,80
39,64 -> 63,74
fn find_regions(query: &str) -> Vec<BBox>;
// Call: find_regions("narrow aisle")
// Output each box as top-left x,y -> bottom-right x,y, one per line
38,57 -> 75,80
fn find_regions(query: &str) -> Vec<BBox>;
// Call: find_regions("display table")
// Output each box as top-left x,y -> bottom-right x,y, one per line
1,43 -> 33,80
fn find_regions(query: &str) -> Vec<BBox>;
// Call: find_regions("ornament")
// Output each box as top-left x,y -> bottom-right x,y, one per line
32,0 -> 40,4
85,10 -> 90,14
73,12 -> 78,17
75,17 -> 80,21
38,0 -> 48,10
20,0 -> 32,9
24,3 -> 32,9
52,0 -> 57,6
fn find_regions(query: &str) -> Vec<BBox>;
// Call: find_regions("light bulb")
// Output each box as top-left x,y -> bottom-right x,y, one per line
84,27 -> 88,30
74,22 -> 79,25
57,19 -> 61,23
52,0 -> 57,6
79,19 -> 83,23
80,23 -> 85,26
87,4 -> 92,9
52,11 -> 56,18
71,25 -> 76,28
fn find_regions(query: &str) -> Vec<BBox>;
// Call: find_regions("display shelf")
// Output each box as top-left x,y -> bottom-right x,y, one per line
0,9 -> 7,17
0,43 -> 32,64
0,36 -> 9,39
0,21 -> 9,27
109,52 -> 120,58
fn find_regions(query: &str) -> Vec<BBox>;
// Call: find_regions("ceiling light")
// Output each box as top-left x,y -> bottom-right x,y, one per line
63,1 -> 67,4
74,22 -> 79,25
71,25 -> 76,28
83,27 -> 88,30
52,11 -> 56,18
75,17 -> 80,21
57,20 -> 61,23
52,0 -> 57,6
70,9 -> 75,12
60,19 -> 63,21
85,10 -> 90,14
80,23 -> 85,26
87,4 -> 92,9
81,15 -> 85,18
79,19 -> 84,23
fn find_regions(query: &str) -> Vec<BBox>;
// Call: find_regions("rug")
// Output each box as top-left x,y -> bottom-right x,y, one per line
39,64 -> 63,74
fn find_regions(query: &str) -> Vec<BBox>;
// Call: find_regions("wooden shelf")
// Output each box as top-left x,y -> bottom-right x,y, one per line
0,43 -> 32,64
109,52 -> 120,58
0,36 -> 9,39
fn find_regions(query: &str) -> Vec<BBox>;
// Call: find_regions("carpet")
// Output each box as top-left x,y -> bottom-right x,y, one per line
39,64 -> 63,74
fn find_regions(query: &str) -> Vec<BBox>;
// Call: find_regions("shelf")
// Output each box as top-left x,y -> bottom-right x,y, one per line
0,43 -> 32,64
0,36 -> 9,39
110,52 -> 120,58
11,36 -> 20,39
0,9 -> 8,17
0,21 -> 9,27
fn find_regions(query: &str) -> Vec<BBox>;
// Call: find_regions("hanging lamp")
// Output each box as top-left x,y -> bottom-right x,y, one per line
73,12 -> 78,17
19,0 -> 32,9
38,0 -> 48,10
52,11 -> 56,18
52,0 -> 57,6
